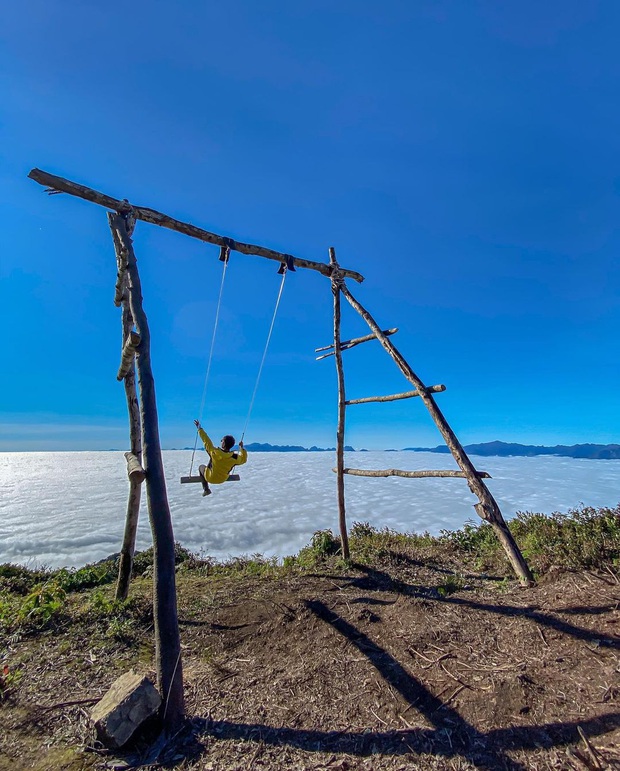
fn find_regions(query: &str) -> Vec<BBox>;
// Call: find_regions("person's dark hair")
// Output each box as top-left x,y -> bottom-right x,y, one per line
221,435 -> 235,452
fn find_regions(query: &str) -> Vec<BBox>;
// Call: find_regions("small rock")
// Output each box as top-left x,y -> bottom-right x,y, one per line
91,670 -> 161,748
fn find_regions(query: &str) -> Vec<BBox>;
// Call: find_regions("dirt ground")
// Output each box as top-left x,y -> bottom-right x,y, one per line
2,559 -> 620,771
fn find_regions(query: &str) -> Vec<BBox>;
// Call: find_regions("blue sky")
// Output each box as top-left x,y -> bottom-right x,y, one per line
1,0 -> 619,451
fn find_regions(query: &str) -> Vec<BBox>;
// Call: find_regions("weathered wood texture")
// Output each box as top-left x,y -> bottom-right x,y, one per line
336,468 -> 491,479
29,169 -> 364,283
113,249 -> 128,307
124,452 -> 146,484
316,328 -> 398,353
339,280 -> 534,586
109,213 -> 185,728
315,328 -> 398,359
117,331 -> 141,381
346,385 -> 446,405
330,248 -> 350,561
114,271 -> 142,603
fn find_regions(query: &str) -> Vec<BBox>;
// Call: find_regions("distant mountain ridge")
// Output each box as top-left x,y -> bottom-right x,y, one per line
174,443 -> 362,452
404,440 -> 620,460
243,442 -> 356,452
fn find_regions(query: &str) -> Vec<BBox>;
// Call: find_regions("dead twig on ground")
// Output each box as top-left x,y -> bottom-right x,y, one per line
577,726 -> 605,771
40,697 -> 102,711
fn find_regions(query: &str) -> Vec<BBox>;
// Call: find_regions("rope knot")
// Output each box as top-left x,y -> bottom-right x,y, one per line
330,267 -> 345,290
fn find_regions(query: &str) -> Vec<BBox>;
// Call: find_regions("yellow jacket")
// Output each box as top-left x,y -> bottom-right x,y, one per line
198,428 -> 247,484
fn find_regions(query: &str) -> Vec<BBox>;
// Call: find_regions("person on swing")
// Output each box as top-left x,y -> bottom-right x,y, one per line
194,419 -> 247,496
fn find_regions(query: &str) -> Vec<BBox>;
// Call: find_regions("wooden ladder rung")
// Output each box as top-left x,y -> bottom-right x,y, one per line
181,474 -> 240,483
315,328 -> 398,360
345,384 -> 445,405
334,468 -> 491,479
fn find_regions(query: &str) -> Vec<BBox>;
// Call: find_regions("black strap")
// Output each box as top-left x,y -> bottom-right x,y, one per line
277,254 -> 296,274
219,237 -> 236,262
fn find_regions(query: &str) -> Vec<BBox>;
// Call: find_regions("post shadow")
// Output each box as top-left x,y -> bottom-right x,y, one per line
173,562 -> 619,767
343,564 -> 620,650
304,599 -> 524,770
181,601 -> 620,771
192,710 -> 620,758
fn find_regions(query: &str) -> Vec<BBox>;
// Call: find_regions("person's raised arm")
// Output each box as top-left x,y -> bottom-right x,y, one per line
236,439 -> 248,465
194,419 -> 215,453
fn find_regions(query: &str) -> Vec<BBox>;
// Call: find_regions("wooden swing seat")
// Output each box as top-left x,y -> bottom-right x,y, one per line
180,474 -> 240,484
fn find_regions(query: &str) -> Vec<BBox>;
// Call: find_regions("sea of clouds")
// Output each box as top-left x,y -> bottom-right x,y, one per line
0,450 -> 618,569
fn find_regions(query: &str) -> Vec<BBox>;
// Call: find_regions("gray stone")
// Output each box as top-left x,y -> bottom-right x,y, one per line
91,670 -> 162,748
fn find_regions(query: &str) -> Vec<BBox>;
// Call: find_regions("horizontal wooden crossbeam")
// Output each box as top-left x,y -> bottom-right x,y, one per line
345,384 -> 446,405
28,169 -> 364,283
315,328 -> 398,359
334,468 -> 491,479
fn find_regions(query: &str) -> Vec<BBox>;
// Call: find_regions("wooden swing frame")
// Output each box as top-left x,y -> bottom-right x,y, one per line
28,166 -> 534,731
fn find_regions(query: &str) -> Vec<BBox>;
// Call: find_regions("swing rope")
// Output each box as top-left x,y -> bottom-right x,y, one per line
240,266 -> 288,443
189,256 -> 230,476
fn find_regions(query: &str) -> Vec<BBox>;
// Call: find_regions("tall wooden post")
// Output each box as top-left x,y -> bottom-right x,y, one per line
112,249 -> 143,601
329,248 -> 350,560
338,281 -> 534,586
108,212 -> 185,729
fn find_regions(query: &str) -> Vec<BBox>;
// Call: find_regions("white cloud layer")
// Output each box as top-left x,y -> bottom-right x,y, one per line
1,451 -> 618,569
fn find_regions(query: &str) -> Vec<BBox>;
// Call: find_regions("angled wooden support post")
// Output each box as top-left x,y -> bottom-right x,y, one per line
108,212 -> 185,728
329,248 -> 350,561
338,280 -> 534,586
